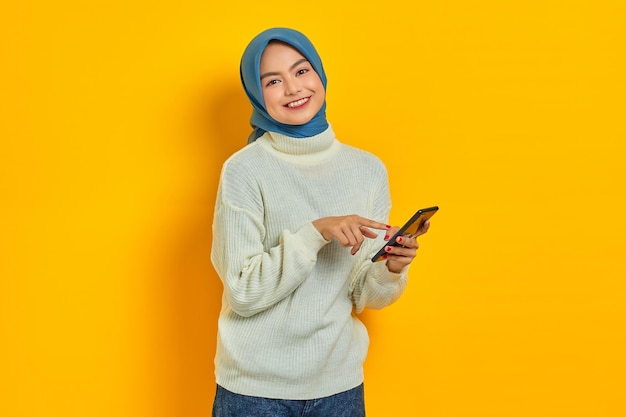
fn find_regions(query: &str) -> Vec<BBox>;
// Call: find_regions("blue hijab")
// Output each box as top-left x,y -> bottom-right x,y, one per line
240,28 -> 329,143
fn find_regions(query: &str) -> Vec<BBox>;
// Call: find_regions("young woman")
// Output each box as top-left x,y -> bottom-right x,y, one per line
210,27 -> 430,417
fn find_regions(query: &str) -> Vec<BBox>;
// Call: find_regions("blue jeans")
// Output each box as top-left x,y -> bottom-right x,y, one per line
212,384 -> 366,417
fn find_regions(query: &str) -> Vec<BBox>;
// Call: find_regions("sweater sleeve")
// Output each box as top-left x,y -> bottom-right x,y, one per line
348,157 -> 409,313
211,161 -> 330,318
349,260 -> 409,313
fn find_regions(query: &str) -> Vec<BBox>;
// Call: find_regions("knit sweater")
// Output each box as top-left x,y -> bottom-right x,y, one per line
210,126 -> 409,400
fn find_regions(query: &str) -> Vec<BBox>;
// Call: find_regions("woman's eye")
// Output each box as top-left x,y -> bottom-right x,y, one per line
266,79 -> 280,87
296,68 -> 309,76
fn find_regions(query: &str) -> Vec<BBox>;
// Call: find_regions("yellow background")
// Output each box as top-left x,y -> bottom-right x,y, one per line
2,1 -> 625,416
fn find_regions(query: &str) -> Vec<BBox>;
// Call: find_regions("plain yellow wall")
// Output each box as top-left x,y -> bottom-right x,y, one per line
2,1 -> 625,416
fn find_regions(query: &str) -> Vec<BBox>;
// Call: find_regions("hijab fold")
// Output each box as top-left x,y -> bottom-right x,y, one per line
240,28 -> 329,143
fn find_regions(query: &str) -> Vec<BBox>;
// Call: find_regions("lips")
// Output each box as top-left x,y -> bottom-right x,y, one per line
285,97 -> 310,108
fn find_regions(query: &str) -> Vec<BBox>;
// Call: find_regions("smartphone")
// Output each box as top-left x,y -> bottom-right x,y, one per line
371,206 -> 439,262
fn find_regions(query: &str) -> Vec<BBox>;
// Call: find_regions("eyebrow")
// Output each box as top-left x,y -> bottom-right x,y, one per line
260,58 -> 310,80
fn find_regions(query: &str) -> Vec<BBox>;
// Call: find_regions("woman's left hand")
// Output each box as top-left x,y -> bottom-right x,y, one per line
383,220 -> 430,273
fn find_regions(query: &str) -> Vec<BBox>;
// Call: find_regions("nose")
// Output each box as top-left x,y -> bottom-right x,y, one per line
283,77 -> 301,95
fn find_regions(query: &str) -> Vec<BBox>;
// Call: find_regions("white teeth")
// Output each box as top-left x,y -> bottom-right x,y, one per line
287,98 -> 309,108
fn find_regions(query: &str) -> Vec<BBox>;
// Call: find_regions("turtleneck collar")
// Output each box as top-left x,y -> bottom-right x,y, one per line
255,126 -> 340,164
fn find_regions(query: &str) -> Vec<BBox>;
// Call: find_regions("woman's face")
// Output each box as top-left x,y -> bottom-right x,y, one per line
259,41 -> 325,126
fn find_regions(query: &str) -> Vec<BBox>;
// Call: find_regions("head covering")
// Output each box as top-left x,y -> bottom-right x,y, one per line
240,27 -> 329,143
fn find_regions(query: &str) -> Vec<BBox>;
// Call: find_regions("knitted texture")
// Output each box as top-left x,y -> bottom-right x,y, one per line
211,127 -> 408,399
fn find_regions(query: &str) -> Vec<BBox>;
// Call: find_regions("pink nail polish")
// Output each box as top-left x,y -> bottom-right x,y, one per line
382,255 -> 387,259
386,225 -> 391,229
384,235 -> 389,241
385,246 -> 391,252
397,236 -> 403,243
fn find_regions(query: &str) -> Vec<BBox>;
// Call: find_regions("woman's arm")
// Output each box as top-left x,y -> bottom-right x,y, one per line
211,198 -> 329,317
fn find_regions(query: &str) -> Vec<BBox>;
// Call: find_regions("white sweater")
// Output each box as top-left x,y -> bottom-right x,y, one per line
210,126 -> 409,400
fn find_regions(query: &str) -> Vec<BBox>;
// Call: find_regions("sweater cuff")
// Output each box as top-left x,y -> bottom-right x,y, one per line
294,222 -> 331,259
376,263 -> 408,284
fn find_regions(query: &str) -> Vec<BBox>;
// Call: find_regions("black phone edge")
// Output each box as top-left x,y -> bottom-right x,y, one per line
370,206 -> 439,263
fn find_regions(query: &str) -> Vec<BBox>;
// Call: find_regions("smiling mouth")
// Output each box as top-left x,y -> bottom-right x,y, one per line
285,97 -> 310,108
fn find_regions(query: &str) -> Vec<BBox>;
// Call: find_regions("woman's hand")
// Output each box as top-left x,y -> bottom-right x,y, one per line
313,215 -> 390,255
383,220 -> 431,273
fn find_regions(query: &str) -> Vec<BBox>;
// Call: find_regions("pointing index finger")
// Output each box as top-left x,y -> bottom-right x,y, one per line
360,218 -> 391,231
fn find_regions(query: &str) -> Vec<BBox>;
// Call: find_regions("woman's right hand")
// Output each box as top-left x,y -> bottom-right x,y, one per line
312,215 -> 390,255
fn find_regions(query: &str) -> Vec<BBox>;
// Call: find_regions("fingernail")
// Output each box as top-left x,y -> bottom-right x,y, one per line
384,235 -> 389,241
382,255 -> 387,259
386,225 -> 391,229
385,246 -> 392,252
397,236 -> 403,243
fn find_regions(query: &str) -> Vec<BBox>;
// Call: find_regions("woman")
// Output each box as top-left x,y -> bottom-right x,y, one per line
210,27 -> 430,417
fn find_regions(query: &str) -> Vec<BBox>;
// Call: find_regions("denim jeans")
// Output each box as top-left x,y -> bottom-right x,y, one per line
212,384 -> 366,417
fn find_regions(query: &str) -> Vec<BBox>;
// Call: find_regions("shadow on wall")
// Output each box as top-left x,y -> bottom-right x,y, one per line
157,79 -> 251,416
